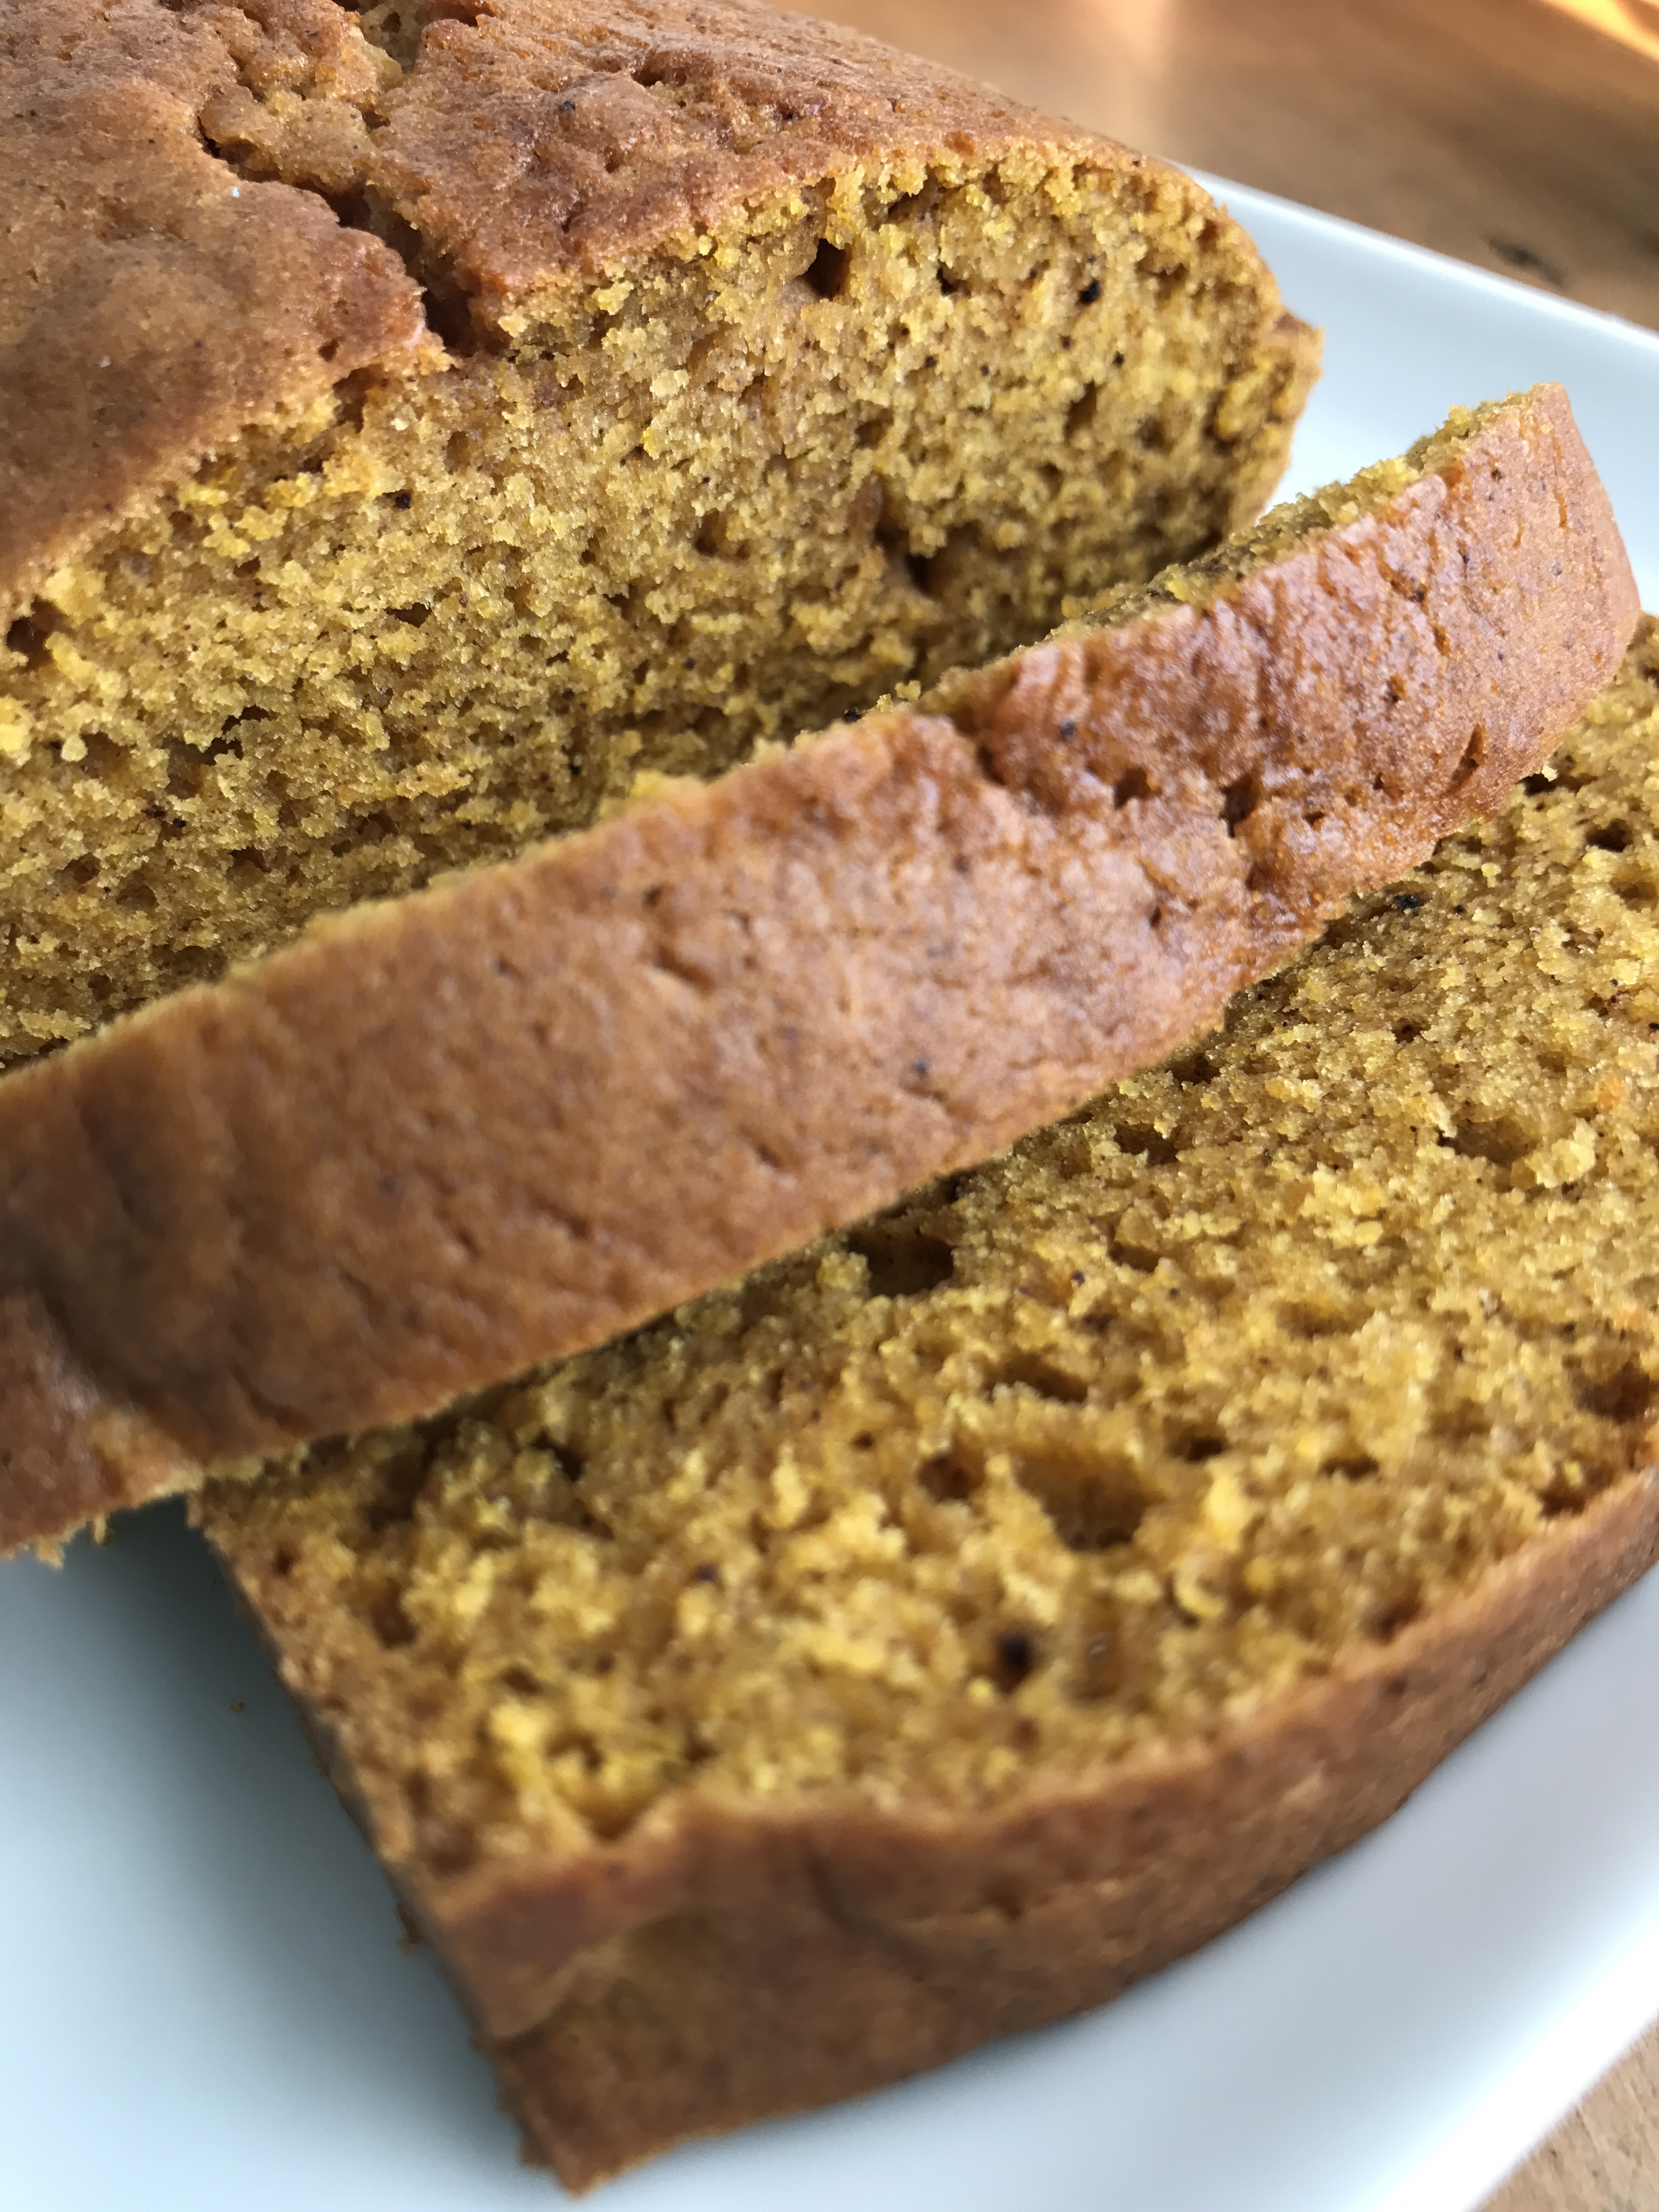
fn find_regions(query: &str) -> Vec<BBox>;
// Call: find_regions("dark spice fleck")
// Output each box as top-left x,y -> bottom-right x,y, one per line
1078,278 -> 1102,305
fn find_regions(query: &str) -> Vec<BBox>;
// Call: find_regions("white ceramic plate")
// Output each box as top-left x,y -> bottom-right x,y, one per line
3,183 -> 1658,2212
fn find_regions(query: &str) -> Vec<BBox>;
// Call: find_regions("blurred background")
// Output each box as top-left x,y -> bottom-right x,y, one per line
778,0 -> 1659,330
765,3 -> 1659,2204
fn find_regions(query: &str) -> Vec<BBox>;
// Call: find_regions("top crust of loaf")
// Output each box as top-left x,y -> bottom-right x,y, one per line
0,0 -> 427,617
0,0 -> 1294,614
357,0 -> 1110,297
0,384 -> 1638,1557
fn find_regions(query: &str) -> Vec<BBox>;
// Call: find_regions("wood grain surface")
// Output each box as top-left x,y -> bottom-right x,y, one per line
1488,2020 -> 1659,2208
769,2 -> 1659,2203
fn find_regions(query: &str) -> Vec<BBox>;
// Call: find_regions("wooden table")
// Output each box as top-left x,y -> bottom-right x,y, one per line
770,1 -> 1659,2200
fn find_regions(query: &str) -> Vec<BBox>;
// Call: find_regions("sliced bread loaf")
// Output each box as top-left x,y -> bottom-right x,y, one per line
0,387 -> 1638,1554
0,0 -> 1316,1067
200,621 -> 1659,2187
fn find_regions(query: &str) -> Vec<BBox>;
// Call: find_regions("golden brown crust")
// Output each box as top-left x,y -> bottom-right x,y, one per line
0,1291 -> 193,1550
0,0 -> 425,616
221,1463 -> 1659,2189
0,385 -> 1638,1557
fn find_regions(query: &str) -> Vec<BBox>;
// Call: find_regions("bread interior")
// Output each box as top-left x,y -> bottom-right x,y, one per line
0,137 -> 1306,1064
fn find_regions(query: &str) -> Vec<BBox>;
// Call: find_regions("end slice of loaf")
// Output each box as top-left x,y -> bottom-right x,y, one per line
0,0 -> 1316,1066
200,623 -> 1659,2187
0,385 -> 1639,1555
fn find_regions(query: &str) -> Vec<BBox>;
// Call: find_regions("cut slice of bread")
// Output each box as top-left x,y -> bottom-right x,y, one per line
0,0 -> 1317,1069
0,387 -> 1638,1556
200,623 -> 1659,2188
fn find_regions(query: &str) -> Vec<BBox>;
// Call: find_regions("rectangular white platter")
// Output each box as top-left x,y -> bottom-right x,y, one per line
2,179 -> 1657,2212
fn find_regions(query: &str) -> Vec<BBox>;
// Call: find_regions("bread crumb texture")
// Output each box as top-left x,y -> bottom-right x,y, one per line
204,622 -> 1659,1879
0,0 -> 1311,1064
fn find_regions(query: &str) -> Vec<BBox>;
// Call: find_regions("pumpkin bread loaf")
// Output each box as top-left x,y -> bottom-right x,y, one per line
0,0 -> 1317,1069
200,623 -> 1659,2187
0,388 -> 1638,1555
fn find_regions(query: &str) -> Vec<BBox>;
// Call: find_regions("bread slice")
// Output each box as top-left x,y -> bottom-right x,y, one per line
199,621 -> 1659,2188
0,0 -> 1317,1069
0,386 -> 1637,1555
